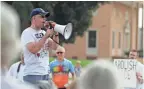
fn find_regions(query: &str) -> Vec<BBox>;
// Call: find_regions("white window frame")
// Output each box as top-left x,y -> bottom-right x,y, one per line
86,29 -> 98,56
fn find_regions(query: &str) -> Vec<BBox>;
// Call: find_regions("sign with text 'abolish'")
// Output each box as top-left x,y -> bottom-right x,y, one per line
114,59 -> 137,88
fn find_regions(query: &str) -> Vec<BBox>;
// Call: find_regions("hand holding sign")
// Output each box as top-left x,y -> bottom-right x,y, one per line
136,72 -> 143,84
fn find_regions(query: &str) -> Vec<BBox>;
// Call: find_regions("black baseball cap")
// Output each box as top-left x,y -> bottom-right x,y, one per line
30,8 -> 50,18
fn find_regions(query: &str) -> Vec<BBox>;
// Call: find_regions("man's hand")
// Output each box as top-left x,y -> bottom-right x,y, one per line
45,28 -> 54,38
44,21 -> 56,29
44,21 -> 57,38
45,39 -> 53,50
136,72 -> 143,84
48,21 -> 56,28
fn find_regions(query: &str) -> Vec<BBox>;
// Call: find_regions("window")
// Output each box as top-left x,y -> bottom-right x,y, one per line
125,11 -> 129,21
86,30 -> 98,55
112,31 -> 115,48
88,31 -> 96,48
119,12 -> 122,19
118,32 -> 121,48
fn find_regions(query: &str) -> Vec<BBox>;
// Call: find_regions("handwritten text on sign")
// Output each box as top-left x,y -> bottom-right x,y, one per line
114,59 -> 137,88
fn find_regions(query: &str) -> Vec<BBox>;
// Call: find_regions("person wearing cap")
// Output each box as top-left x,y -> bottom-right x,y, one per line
50,46 -> 75,89
21,8 -> 59,84
74,61 -> 82,78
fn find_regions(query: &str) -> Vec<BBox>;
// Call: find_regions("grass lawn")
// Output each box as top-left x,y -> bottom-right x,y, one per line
49,57 -> 93,67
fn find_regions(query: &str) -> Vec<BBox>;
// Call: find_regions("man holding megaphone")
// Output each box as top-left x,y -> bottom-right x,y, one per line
21,8 -> 60,85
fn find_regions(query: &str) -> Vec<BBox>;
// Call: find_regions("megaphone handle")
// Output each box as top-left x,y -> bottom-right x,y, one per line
49,22 -> 53,29
47,23 -> 61,45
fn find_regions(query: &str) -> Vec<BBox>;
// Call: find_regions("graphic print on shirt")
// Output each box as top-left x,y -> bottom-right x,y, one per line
53,64 -> 69,73
52,64 -> 70,88
35,33 -> 44,39
35,33 -> 48,58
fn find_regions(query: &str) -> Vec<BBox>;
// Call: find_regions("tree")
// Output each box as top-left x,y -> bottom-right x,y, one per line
5,1 -> 105,44
12,1 -> 33,32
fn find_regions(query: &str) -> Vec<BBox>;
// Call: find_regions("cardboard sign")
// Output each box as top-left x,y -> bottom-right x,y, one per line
114,59 -> 137,88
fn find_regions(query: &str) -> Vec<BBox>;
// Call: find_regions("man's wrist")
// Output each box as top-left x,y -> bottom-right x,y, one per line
44,35 -> 50,39
54,34 -> 59,36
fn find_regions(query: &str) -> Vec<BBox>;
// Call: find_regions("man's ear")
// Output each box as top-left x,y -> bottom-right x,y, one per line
32,16 -> 36,21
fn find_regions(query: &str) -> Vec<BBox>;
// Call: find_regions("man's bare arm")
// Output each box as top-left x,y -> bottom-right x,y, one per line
27,28 -> 54,54
27,35 -> 49,54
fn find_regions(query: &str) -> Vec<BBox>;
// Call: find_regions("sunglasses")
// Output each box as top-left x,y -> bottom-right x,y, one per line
56,52 -> 63,54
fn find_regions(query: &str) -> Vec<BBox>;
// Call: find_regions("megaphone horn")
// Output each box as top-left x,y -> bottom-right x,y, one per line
54,23 -> 73,40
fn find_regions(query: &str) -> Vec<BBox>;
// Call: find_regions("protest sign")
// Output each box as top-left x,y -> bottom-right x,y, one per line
114,59 -> 137,88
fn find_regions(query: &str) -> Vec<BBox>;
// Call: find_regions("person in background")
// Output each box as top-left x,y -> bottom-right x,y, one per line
50,46 -> 75,89
74,61 -> 82,77
6,52 -> 25,82
128,50 -> 143,89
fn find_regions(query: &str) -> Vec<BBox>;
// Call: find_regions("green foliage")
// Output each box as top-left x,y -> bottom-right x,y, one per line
12,1 -> 34,32
5,1 -> 105,44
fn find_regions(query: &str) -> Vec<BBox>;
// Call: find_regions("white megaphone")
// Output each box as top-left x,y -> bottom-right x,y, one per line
54,23 -> 72,40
